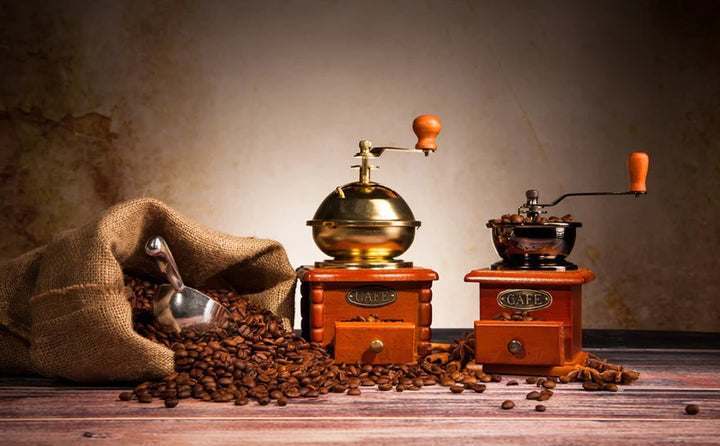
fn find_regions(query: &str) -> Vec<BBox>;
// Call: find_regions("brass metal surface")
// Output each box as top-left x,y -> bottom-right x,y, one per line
308,182 -> 419,265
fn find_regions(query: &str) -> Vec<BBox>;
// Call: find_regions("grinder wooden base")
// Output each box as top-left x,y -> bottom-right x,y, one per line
298,266 -> 438,364
466,268 -> 594,376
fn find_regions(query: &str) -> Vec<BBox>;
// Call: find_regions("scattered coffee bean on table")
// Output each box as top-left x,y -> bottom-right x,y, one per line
118,274 -> 642,409
535,404 -> 546,412
685,404 -> 700,415
501,400 -> 515,410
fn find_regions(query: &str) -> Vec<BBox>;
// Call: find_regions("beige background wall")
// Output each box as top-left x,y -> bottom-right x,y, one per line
1,0 -> 718,331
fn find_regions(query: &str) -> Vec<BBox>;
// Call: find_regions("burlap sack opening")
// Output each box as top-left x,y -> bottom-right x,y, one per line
0,198 -> 297,382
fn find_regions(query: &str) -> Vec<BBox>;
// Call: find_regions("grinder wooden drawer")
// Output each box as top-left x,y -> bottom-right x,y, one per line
474,320 -> 565,366
334,322 -> 416,364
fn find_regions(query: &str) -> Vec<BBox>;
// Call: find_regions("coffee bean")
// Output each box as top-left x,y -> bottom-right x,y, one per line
542,380 -> 556,389
449,385 -> 464,394
347,388 -> 362,396
164,398 -> 178,408
118,392 -> 133,401
138,394 -> 152,403
535,404 -> 546,412
685,404 -> 700,415
506,380 -> 518,386
501,400 -> 515,410
277,397 -> 288,406
284,387 -> 301,398
526,391 -> 541,400
525,377 -> 538,384
467,383 -> 486,393
439,377 -> 455,387
603,383 -> 618,392
332,384 -> 348,393
582,382 -> 602,391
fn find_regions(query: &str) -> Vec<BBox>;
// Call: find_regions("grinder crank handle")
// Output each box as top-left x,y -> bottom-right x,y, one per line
145,236 -> 186,292
413,115 -> 442,152
365,114 -> 442,157
628,152 -> 649,193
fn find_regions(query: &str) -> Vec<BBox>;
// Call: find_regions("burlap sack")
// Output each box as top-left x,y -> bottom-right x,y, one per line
0,198 -> 296,382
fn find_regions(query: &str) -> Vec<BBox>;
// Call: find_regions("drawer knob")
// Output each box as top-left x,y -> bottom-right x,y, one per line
507,339 -> 523,354
369,339 -> 384,353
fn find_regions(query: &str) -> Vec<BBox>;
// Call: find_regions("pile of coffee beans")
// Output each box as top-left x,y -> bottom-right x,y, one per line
120,275 -> 640,409
121,276 -> 501,407
488,214 -> 574,225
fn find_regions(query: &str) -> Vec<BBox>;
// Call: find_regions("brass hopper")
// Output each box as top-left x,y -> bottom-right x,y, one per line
307,115 -> 441,269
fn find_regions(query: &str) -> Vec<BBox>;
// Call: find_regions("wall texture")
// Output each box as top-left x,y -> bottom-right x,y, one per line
1,0 -> 718,331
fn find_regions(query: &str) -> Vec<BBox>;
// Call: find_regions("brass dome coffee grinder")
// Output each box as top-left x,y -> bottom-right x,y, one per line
465,152 -> 649,375
298,115 -> 441,364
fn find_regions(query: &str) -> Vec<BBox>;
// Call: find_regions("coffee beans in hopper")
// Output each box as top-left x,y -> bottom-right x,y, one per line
119,274 -> 640,409
489,214 -> 574,225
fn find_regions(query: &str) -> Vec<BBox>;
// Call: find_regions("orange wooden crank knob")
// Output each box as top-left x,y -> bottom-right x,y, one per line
413,115 -> 442,151
628,152 -> 649,193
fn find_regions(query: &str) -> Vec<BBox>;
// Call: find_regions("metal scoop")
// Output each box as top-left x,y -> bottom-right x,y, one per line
145,235 -> 233,333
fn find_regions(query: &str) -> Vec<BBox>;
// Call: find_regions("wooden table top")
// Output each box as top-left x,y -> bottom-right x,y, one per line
1,348 -> 718,445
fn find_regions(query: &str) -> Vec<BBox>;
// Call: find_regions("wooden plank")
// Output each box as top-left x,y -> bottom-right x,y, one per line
1,418 -> 719,445
0,349 -> 718,445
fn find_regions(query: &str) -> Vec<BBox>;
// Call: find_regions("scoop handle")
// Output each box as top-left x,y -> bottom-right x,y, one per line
145,236 -> 185,292
413,115 -> 441,151
628,152 -> 649,193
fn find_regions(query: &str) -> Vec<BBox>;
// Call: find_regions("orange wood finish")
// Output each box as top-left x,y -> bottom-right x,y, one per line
465,268 -> 594,364
412,115 -> 441,151
334,322 -> 416,364
628,152 -> 649,193
474,320 -> 565,366
299,267 -> 438,362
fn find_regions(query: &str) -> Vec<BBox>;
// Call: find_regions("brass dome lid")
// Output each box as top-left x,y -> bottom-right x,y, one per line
307,182 -> 420,228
